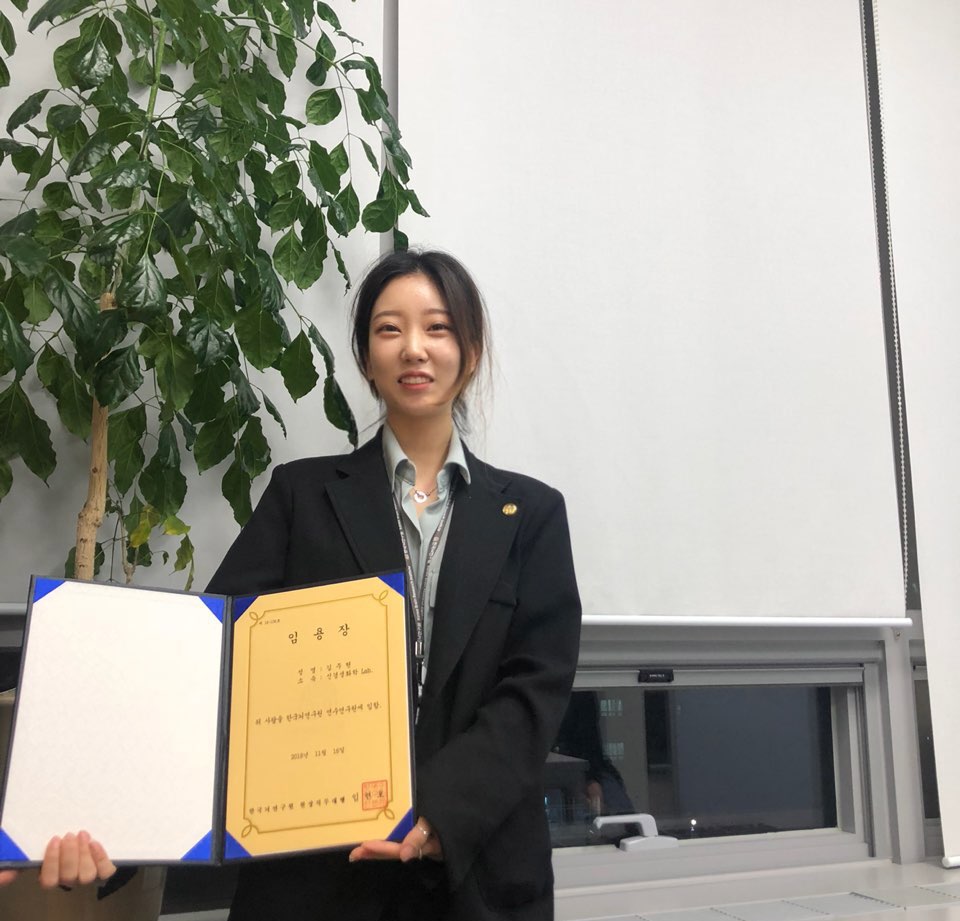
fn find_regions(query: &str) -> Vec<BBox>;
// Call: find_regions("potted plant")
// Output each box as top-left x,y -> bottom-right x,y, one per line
0,0 -> 422,913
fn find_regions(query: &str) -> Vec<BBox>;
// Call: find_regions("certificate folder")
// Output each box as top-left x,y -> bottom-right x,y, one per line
0,573 -> 414,866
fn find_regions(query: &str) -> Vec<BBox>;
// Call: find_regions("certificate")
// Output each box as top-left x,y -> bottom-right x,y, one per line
0,573 -> 413,866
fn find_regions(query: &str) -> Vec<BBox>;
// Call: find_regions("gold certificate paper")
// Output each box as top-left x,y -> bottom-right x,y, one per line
225,574 -> 414,857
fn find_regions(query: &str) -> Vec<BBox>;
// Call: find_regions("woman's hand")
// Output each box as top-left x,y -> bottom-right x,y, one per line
39,831 -> 116,888
0,831 -> 116,890
348,817 -> 443,863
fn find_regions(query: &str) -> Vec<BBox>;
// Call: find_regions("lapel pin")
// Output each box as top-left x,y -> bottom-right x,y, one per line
502,503 -> 518,516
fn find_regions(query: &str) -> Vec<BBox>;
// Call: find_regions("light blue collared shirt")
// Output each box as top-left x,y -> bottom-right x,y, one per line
382,424 -> 470,670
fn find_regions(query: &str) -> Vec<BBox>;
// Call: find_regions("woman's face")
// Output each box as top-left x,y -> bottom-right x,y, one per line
366,273 -> 475,427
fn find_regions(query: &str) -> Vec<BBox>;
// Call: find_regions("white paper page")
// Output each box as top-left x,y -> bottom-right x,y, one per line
1,581 -> 223,861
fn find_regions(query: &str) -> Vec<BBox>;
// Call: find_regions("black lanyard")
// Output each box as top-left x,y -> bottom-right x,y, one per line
390,488 -> 456,691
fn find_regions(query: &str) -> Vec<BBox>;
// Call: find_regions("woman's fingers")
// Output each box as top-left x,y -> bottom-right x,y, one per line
348,840 -> 403,861
0,869 -> 18,887
58,832 -> 81,885
75,831 -> 98,885
88,838 -> 116,880
38,835 -> 62,889
36,832 -> 117,888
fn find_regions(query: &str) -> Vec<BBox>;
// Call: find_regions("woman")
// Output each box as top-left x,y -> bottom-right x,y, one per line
208,249 -> 582,920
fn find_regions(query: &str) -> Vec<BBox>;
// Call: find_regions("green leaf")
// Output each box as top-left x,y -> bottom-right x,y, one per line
221,457 -> 252,524
359,137 -> 379,172
0,304 -> 32,378
184,365 -> 227,424
71,33 -> 112,88
304,55 -> 328,87
271,162 -> 300,196
28,0 -> 87,31
361,197 -> 398,233
24,278 -> 54,323
10,145 -> 39,175
176,410 -> 196,450
306,321 -> 335,375
90,160 -> 149,190
209,123 -> 254,163
65,134 -> 111,178
262,392 -> 286,438
177,105 -> 217,142
329,182 -> 360,236
42,181 -> 77,210
238,416 -> 270,477
229,366 -> 260,416
329,141 -> 348,176
184,313 -> 232,368
85,309 -> 127,361
234,305 -> 283,370
6,90 -> 49,134
294,208 -> 328,288
307,142 -> 339,195
277,331 -> 319,401
315,1 -> 341,30
0,210 -> 38,237
0,55 -> 7,90
275,34 -> 296,78
24,141 -> 54,191
118,253 -> 166,315
36,346 -> 92,438
139,424 -> 186,516
393,226 -> 409,252
94,345 -> 143,407
324,374 -> 357,447
273,228 -> 303,283
128,502 -> 161,547
108,403 -> 146,494
0,457 -> 11,501
46,104 -> 82,134
0,382 -> 56,481
1,235 -> 49,277
266,194 -> 300,231
333,246 -> 350,289
153,334 -> 197,411
45,270 -> 97,342
0,11 -> 15,56
173,533 -> 195,589
305,88 -> 342,126
194,412 -> 235,472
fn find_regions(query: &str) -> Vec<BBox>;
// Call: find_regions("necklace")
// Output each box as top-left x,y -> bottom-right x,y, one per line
411,485 -> 437,503
400,475 -> 437,504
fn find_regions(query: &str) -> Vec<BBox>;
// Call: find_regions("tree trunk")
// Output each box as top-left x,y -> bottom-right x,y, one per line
74,292 -> 116,581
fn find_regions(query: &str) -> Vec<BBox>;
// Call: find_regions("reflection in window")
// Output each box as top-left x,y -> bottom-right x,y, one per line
547,686 -> 837,847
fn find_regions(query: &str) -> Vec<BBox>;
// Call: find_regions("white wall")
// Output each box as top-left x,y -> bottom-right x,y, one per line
876,0 -> 960,865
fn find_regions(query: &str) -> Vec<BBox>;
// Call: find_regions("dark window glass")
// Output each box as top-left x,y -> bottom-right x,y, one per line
547,685 -> 837,847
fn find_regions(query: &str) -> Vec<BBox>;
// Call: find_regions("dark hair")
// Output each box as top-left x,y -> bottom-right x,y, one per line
351,249 -> 489,426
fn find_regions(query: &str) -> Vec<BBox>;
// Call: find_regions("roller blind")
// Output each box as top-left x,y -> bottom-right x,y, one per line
397,0 -> 904,619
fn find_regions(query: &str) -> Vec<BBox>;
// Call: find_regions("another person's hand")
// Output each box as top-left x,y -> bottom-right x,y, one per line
0,869 -> 17,887
39,831 -> 116,888
349,817 -> 443,863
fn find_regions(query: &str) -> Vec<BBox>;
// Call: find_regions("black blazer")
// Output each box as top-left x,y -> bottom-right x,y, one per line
207,431 -> 582,921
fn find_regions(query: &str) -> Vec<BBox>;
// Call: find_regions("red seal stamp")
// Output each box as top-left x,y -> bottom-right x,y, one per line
362,780 -> 388,811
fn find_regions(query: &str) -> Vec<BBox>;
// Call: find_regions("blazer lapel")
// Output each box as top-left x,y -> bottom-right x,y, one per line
325,431 -> 404,575
423,449 -> 520,699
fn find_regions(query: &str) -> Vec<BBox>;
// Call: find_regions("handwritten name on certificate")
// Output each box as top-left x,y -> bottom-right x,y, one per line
225,577 -> 413,856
